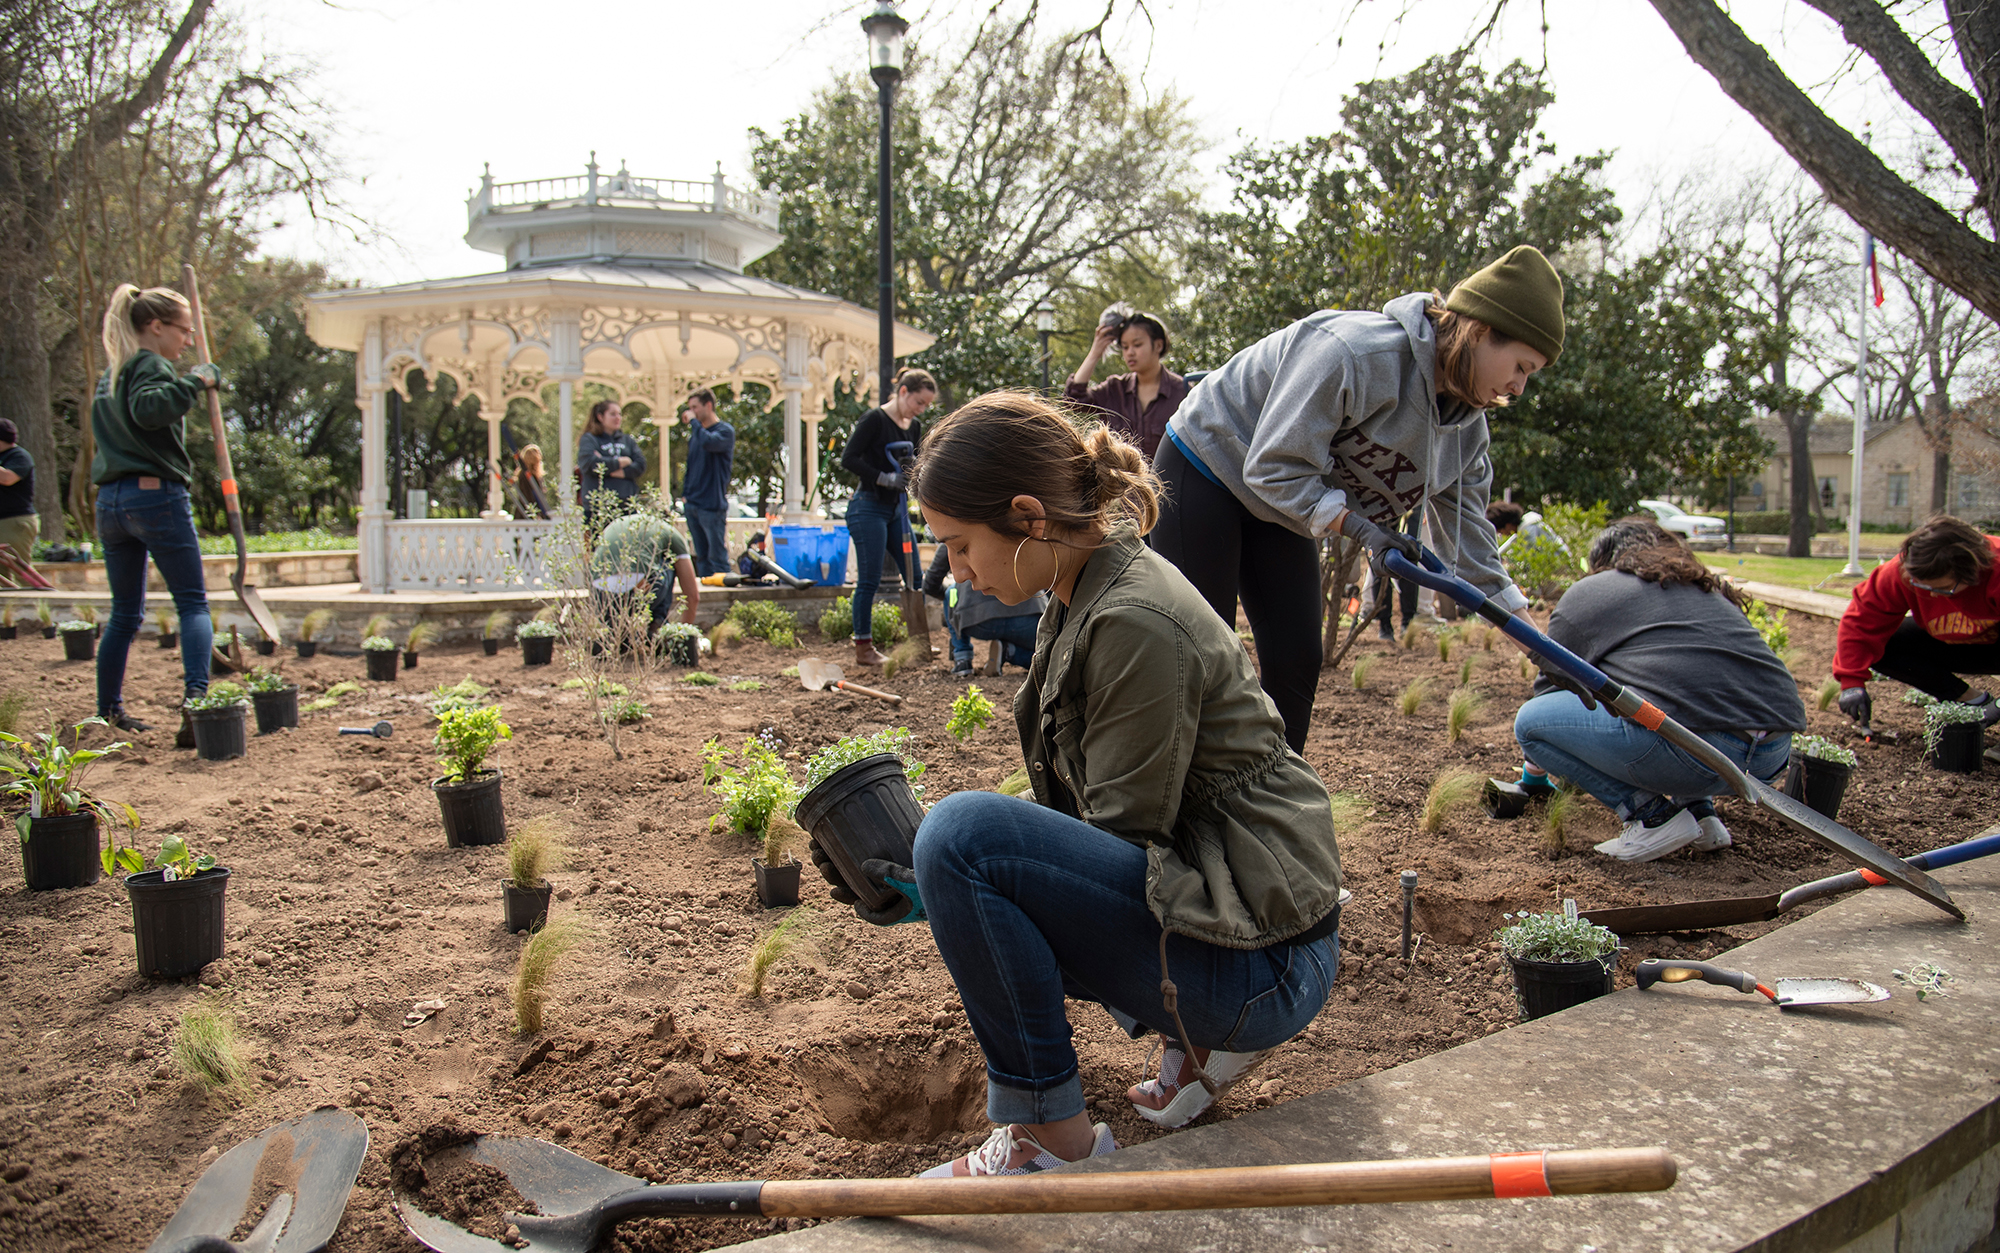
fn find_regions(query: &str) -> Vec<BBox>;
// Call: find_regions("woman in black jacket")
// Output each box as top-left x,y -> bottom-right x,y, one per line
838,368 -> 936,667
576,400 -> 646,520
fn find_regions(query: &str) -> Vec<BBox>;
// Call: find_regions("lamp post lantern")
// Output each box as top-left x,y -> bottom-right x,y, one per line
1035,298 -> 1055,393
863,2 -> 909,404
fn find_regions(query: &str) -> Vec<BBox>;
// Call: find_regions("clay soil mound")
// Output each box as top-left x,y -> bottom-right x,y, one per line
0,606 -> 1989,1251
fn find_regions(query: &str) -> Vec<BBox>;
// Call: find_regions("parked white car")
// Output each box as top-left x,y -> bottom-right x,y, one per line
1638,499 -> 1727,539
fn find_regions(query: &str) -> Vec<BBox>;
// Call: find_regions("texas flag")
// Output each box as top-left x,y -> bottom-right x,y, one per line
1864,233 -> 1887,307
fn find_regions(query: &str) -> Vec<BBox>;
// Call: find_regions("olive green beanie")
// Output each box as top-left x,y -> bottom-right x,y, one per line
1444,245 -> 1565,365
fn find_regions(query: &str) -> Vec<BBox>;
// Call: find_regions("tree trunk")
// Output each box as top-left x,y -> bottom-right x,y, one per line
1784,409 -> 1815,557
1933,446 -> 1952,514
0,256 -> 64,540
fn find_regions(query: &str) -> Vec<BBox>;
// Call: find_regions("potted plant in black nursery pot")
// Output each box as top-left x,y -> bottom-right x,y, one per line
125,832 -> 228,978
1926,701 -> 1985,774
1,717 -> 141,890
793,728 -> 928,917
483,610 -> 511,656
185,681 -> 250,761
153,608 -> 177,649
1496,904 -> 1620,1023
295,608 -> 335,658
404,620 -> 440,670
34,599 -> 54,639
0,603 -> 17,640
517,617 -> 559,667
503,814 -> 567,933
244,667 -> 299,735
1784,734 -> 1856,819
57,617 -> 96,661
362,633 -> 399,681
433,703 -> 511,847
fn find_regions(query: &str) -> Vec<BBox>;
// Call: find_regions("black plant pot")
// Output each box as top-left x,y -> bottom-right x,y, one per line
295,640 -> 318,658
93,623 -> 101,638
158,631 -> 178,649
403,650 -> 419,670
251,686 -> 299,735
255,639 -> 277,656
126,867 -> 230,978
522,635 -> 555,666
483,638 -> 501,656
0,624 -> 16,640
60,630 -> 95,661
504,878 -> 553,933
190,705 -> 248,761
1784,754 -> 1853,820
795,753 -> 923,916
435,769 -> 506,847
365,649 -> 399,681
20,812 -> 101,891
1482,778 -> 1532,820
660,633 -> 699,667
40,625 -> 56,639
1930,721 -> 1984,774
753,857 -> 802,908
1508,954 -> 1616,1023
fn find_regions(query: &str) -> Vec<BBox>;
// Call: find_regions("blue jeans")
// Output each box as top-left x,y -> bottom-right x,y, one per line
914,791 -> 1339,1125
1514,691 -> 1793,823
684,502 -> 728,577
95,478 -> 213,712
845,491 -> 909,641
949,612 -> 1038,670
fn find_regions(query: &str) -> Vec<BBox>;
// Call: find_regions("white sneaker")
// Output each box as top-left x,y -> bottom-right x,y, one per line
1691,815 -> 1731,852
1130,1041 -> 1273,1129
918,1121 -> 1117,1178
1594,808 -> 1703,863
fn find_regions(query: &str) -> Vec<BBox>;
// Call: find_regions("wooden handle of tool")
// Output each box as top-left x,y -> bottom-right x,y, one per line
833,679 -> 903,704
181,265 -> 249,580
757,1147 -> 1675,1217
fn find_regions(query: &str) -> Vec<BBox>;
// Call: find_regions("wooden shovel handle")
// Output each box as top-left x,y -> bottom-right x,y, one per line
756,1147 -> 1675,1217
833,679 -> 903,705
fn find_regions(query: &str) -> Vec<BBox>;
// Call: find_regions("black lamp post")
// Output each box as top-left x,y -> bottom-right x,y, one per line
863,2 -> 909,404
1035,298 -> 1055,393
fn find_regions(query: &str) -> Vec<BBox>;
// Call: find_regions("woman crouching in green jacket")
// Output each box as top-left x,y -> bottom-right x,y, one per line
818,392 -> 1344,1177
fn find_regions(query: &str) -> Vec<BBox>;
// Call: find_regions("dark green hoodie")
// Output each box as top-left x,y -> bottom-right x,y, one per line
91,350 -> 205,486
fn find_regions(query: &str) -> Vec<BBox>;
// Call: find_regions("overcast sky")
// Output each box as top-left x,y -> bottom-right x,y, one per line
252,0 -> 1911,285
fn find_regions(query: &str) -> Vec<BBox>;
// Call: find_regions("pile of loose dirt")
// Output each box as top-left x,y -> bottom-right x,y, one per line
0,604 -> 1988,1252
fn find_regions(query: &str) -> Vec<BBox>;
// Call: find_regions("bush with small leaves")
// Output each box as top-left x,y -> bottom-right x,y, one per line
434,705 -> 511,782
1496,908 -> 1618,964
948,685 -> 995,743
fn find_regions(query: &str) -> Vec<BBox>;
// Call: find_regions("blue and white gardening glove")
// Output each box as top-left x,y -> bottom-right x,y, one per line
855,858 -> 925,927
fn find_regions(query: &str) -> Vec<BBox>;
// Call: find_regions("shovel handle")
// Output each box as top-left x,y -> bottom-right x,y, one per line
1775,826 -> 2000,911
834,678 -> 903,704
1636,959 -> 1775,1000
180,266 -> 250,582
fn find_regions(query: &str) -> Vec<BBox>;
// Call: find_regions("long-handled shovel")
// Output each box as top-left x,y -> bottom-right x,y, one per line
1382,549 -> 1963,920
181,263 -> 284,648
1584,825 -> 2000,934
146,1109 -> 368,1253
799,656 -> 903,705
395,1135 -> 1675,1253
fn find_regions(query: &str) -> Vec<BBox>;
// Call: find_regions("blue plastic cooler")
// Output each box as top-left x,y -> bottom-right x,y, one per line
772,524 -> 851,586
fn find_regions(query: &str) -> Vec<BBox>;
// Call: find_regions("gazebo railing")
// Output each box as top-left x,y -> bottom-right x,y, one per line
473,167 -> 779,229
385,519 -> 557,591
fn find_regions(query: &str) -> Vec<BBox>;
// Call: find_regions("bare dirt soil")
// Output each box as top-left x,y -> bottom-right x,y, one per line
0,607 -> 1991,1252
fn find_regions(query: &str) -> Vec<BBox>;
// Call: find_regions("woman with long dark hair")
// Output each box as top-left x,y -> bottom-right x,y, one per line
838,367 -> 936,667
1834,514 -> 2000,729
576,399 -> 645,519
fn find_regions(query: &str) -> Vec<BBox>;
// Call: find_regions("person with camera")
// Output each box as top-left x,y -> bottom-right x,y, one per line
838,367 -> 936,667
1064,307 -> 1186,461
1834,514 -> 2000,729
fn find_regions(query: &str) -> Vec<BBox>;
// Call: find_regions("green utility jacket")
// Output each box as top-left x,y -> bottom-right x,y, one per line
1013,530 -> 1343,949
91,350 -> 204,486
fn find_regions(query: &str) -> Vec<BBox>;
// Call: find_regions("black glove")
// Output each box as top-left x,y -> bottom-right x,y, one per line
808,836 -> 858,906
1837,686 -> 1872,726
1536,662 -> 1598,712
854,858 -> 925,927
876,469 -> 907,492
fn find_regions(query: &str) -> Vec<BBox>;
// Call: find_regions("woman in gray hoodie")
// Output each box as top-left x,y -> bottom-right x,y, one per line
1156,246 -> 1566,751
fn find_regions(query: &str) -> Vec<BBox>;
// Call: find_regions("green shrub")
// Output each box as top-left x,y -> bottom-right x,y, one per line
1743,599 -> 1789,655
703,734 -> 800,839
817,595 -> 905,645
434,705 -> 511,782
1723,511 -> 1827,536
725,601 -> 800,648
948,685 -> 996,742
1502,502 -> 1608,602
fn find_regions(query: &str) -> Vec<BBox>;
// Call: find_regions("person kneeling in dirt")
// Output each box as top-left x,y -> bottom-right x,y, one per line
590,512 -> 700,629
1512,517 -> 1803,862
1833,514 -> 2000,730
921,544 -> 1044,677
812,393 -> 1343,1178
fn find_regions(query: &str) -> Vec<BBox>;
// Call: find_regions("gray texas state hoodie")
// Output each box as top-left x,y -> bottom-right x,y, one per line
1170,291 -> 1527,613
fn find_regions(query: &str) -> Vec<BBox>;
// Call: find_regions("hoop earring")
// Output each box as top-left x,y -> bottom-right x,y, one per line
1014,536 -> 1030,592
1045,546 -> 1061,595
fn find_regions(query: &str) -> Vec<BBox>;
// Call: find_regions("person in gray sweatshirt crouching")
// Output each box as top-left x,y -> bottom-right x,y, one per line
1156,246 -> 1565,752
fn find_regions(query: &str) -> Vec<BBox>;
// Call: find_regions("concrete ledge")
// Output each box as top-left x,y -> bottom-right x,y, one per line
746,862 -> 2000,1253
1732,579 -> 1853,622
30,549 -> 359,591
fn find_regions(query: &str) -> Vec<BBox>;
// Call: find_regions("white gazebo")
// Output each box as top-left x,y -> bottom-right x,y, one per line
306,155 -> 932,594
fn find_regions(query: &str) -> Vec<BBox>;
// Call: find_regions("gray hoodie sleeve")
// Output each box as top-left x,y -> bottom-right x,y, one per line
1238,321 -> 1406,538
1423,422 -> 1529,613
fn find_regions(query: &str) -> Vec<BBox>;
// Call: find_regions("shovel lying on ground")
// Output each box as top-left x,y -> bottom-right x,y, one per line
799,656 -> 902,705
1382,549 -> 1963,921
183,263 -> 285,649
1584,825 -> 2000,934
146,1108 -> 368,1253
339,721 -> 394,739
1637,958 -> 1890,1008
395,1134 -> 1675,1253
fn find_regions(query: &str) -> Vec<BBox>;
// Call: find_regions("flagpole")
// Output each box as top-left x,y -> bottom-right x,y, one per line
1843,225 -> 1868,577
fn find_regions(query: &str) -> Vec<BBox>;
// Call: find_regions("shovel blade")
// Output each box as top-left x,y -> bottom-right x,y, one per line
1772,977 -> 1890,1007
146,1109 -> 368,1253
1581,895 -> 1784,934
236,582 -> 285,647
395,1135 -> 649,1253
1748,777 -> 1963,920
797,657 -> 841,691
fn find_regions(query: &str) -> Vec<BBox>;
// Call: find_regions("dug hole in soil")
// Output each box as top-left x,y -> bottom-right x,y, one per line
1,608 -> 1991,1251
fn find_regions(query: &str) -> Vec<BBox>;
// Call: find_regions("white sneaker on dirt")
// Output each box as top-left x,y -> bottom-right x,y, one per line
1130,1041 -> 1272,1129
1691,814 -> 1732,852
918,1122 -> 1116,1178
1594,808 -> 1703,863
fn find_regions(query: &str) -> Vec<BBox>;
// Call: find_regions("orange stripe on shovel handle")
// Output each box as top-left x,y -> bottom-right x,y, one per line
1859,868 -> 1889,885
1489,1151 -> 1552,1198
1632,702 -> 1666,731
220,479 -> 239,497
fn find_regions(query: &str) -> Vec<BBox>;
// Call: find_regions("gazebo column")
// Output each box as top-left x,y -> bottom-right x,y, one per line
550,309 -> 583,514
358,321 -> 391,593
781,322 -> 809,523
478,400 -> 504,517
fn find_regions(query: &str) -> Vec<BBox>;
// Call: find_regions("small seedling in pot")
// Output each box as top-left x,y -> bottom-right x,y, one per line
1398,677 -> 1432,716
184,681 -> 249,712
1816,677 -> 1841,711
741,905 -> 815,998
361,634 -> 396,653
655,621 -> 703,666
1793,734 -> 1857,767
155,831 -> 218,881
1446,687 -> 1485,742
516,618 -> 560,641
762,811 -> 805,870
56,618 -> 94,634
513,916 -> 584,1034
404,620 -> 440,658
1351,653 -> 1378,691
33,600 -> 52,627
435,705 -> 511,783
483,609 -> 512,642
1496,908 -> 1619,965
0,717 -> 141,869
172,997 -> 249,1091
243,668 -> 288,694
682,670 -> 719,686
1419,770 -> 1482,834
703,733 -> 800,839
1540,787 -> 1579,857
947,685 -> 995,743
1923,701 -> 1982,758
429,676 -> 491,716
150,607 -> 174,636
507,815 -> 569,891
298,608 -> 336,645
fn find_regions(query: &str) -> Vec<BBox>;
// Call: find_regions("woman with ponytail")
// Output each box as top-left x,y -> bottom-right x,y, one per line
90,283 -> 220,736
809,391 -> 1343,1177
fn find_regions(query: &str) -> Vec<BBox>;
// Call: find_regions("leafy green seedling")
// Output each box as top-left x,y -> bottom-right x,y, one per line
704,734 -> 800,840
947,685 -> 995,743
435,705 -> 511,782
0,718 -> 140,865
682,670 -> 720,686
801,727 -> 926,801
156,832 -> 217,880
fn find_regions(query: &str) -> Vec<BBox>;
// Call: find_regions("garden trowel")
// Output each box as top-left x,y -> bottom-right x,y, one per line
798,656 -> 902,705
1636,959 -> 1890,1008
145,1108 -> 368,1253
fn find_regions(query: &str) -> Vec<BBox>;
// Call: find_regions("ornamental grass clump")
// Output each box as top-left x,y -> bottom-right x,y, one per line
1419,771 -> 1482,834
0,690 -> 28,736
507,815 -> 570,890
1496,908 -> 1619,965
1792,734 -> 1858,767
742,905 -> 815,998
1446,687 -> 1485,743
1541,787 -> 1581,857
1398,677 -> 1432,716
703,732 -> 800,840
1816,677 -> 1841,711
172,998 -> 249,1091
483,610 -> 512,641
434,705 -> 511,783
513,917 -> 584,1035
298,608 -> 336,643
404,621 -> 441,653
1924,701 -> 1983,758
1351,653 -> 1378,691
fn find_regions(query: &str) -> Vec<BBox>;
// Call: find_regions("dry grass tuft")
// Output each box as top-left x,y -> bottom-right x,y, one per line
709,619 -> 744,652
173,999 -> 248,1091
996,766 -> 1031,796
1542,787 -> 1581,856
0,690 -> 30,737
1447,687 -> 1486,742
742,907 -> 815,998
1398,677 -> 1433,716
1482,624 -> 1499,652
1399,621 -> 1424,651
513,918 -> 585,1034
882,637 -> 929,680
1458,655 -> 1475,687
1816,677 -> 1841,710
1420,771 -> 1484,834
507,814 -> 570,890
1351,653 -> 1379,691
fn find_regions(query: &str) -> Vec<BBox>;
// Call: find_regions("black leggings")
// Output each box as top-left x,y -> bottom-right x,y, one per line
1152,439 -> 1322,752
1875,618 -> 2000,702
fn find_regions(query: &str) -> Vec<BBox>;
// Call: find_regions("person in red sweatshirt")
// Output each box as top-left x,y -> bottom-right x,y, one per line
1834,514 -> 2000,729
